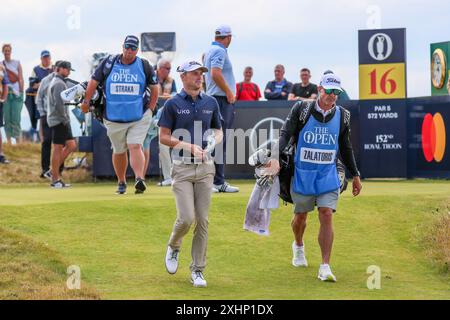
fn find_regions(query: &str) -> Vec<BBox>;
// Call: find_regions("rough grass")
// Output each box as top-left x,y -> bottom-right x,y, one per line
417,202 -> 450,274
0,142 -> 91,184
0,181 -> 449,300
0,227 -> 100,300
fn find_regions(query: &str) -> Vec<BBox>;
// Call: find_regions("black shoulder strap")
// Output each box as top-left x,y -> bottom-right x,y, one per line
253,83 -> 258,96
140,58 -> 154,85
292,100 -> 314,144
237,82 -> 243,97
101,54 -> 120,84
338,105 -> 351,136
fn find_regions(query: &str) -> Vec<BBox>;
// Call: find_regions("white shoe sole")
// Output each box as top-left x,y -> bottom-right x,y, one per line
318,274 -> 337,282
165,248 -> 178,275
292,260 -> 308,267
190,279 -> 207,288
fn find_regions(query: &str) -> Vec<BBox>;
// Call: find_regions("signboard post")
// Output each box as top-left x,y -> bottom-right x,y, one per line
358,28 -> 408,178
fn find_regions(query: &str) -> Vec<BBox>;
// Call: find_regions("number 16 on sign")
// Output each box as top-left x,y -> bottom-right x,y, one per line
359,63 -> 406,100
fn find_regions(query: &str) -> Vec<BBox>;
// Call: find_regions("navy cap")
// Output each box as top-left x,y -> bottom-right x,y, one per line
123,35 -> 139,49
59,61 -> 75,71
41,50 -> 50,58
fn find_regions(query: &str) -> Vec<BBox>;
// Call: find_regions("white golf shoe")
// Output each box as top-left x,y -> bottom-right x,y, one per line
165,246 -> 179,274
318,264 -> 337,282
191,271 -> 207,288
292,241 -> 308,267
213,182 -> 239,193
157,178 -> 172,187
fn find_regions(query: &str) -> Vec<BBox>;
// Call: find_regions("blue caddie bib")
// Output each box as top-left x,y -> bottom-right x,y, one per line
105,56 -> 146,122
292,107 -> 341,196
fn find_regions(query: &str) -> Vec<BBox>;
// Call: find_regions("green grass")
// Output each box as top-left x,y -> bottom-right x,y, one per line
0,227 -> 99,299
0,180 -> 449,299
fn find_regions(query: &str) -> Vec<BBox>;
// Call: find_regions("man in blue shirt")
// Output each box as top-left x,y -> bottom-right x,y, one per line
159,60 -> 223,288
264,64 -> 293,100
203,25 -> 239,193
81,35 -> 159,195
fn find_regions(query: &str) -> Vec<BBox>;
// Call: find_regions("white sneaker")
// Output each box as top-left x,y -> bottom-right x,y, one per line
43,170 -> 52,180
191,271 -> 207,288
157,178 -> 172,187
165,246 -> 179,274
212,186 -> 219,193
213,182 -> 239,193
318,264 -> 337,282
292,241 -> 308,267
51,180 -> 71,189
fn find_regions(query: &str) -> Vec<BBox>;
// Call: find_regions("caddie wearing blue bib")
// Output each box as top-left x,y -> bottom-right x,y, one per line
82,35 -> 159,195
266,72 -> 362,283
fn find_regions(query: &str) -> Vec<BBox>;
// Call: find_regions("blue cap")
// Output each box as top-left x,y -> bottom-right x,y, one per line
41,50 -> 50,58
123,35 -> 139,49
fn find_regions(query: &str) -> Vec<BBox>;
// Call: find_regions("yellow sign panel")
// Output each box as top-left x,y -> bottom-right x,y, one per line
359,63 -> 406,100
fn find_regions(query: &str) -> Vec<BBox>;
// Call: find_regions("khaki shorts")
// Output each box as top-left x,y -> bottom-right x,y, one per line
103,109 -> 152,154
290,184 -> 339,213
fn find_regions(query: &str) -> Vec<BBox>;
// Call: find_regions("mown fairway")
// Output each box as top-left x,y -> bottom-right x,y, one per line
0,180 -> 449,299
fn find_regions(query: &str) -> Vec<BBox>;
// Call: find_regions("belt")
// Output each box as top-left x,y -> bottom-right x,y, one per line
173,157 -> 214,165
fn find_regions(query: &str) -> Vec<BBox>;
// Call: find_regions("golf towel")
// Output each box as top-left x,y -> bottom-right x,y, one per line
244,176 -> 280,236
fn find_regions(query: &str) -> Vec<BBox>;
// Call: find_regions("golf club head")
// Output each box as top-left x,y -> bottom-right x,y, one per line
60,82 -> 99,102
204,132 -> 216,154
61,83 -> 85,102
249,148 -> 271,167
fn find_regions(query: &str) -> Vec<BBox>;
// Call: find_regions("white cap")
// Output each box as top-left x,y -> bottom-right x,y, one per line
320,73 -> 343,91
176,60 -> 208,73
215,25 -> 232,37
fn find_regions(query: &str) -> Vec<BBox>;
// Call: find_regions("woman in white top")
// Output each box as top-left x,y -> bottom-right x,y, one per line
2,44 -> 24,144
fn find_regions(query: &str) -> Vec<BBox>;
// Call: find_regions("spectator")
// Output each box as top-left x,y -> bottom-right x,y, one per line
36,61 -> 61,179
2,44 -> 24,144
204,25 -> 239,193
152,59 -> 176,186
157,59 -> 177,99
47,61 -> 77,188
81,35 -> 159,195
25,50 -> 53,133
0,63 -> 10,164
264,64 -> 293,100
236,66 -> 261,101
288,68 -> 318,101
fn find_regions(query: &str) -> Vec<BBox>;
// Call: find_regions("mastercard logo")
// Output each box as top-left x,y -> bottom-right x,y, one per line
421,113 -> 446,162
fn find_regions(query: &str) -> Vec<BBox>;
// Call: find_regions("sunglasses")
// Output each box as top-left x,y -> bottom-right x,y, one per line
324,89 -> 342,95
124,44 -> 138,51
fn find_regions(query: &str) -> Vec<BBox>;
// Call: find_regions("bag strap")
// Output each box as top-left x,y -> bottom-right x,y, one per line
141,58 -> 154,85
339,105 -> 351,137
237,82 -> 243,98
292,100 -> 314,143
101,54 -> 120,85
253,83 -> 258,96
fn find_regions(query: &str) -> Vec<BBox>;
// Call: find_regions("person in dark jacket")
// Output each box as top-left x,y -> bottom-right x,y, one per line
265,72 -> 362,282
25,50 -> 53,131
264,64 -> 293,100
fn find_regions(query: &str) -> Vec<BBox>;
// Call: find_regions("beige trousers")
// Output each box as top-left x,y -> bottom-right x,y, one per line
168,161 -> 215,272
